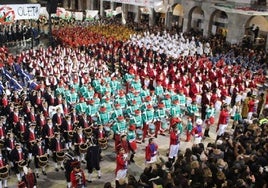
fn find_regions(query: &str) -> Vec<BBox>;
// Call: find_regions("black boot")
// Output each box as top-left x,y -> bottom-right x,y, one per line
204,128 -> 210,137
216,135 -> 221,141
130,154 -> 135,163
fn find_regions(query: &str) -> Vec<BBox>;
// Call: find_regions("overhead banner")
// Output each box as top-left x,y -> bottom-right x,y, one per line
0,4 -> 41,23
103,0 -> 162,8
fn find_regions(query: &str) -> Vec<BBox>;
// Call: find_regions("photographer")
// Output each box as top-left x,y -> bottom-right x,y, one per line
70,161 -> 86,188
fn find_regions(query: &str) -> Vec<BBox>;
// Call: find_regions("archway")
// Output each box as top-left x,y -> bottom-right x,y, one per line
172,4 -> 184,32
188,6 -> 204,35
209,10 -> 228,37
243,16 -> 268,48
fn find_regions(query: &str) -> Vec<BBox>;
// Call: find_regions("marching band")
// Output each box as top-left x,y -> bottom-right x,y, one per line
0,14 -> 266,187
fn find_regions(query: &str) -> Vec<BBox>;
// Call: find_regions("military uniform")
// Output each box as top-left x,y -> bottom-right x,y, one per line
97,106 -> 112,126
155,82 -> 164,99
185,117 -> 193,142
55,84 -> 65,97
162,93 -> 172,113
154,103 -> 168,136
111,103 -> 124,121
178,92 -> 186,113
127,125 -> 136,163
75,98 -> 88,115
115,91 -> 127,109
140,87 -> 150,101
141,96 -> 153,111
204,104 -> 216,137
112,116 -> 127,149
82,86 -> 95,100
132,91 -> 142,106
125,100 -> 139,117
126,89 -> 135,103
129,109 -> 143,129
170,100 -> 182,130
131,77 -> 142,93
142,104 -> 155,141
86,99 -> 98,123
101,98 -> 113,113
110,77 -> 121,95
186,100 -> 199,123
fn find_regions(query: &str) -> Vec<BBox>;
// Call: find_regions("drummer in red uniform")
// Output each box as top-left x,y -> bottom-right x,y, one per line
115,146 -> 128,182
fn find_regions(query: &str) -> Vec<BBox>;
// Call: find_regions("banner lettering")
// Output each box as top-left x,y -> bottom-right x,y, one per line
0,4 -> 40,23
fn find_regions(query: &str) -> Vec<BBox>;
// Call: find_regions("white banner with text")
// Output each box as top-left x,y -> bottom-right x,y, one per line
0,4 -> 41,23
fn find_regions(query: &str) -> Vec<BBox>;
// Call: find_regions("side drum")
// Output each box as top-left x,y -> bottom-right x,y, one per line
38,155 -> 48,167
98,138 -> 108,150
0,166 -> 9,180
56,151 -> 65,162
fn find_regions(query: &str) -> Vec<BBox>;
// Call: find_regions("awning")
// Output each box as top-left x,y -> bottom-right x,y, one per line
173,4 -> 184,16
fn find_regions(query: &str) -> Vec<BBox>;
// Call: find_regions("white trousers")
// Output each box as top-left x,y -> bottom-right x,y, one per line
115,169 -> 127,180
169,143 -> 180,159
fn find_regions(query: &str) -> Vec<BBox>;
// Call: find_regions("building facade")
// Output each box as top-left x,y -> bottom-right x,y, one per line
61,0 -> 268,49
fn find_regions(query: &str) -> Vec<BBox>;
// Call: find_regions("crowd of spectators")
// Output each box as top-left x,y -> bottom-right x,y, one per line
111,113 -> 268,188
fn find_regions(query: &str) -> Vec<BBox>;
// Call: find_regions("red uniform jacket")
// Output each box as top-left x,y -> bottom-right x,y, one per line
248,99 -> 255,112
217,109 -> 229,132
70,169 -> 86,188
170,131 -> 179,145
115,153 -> 127,174
145,143 -> 158,161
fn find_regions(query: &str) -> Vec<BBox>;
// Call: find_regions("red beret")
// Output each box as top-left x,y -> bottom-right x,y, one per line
165,94 -> 171,99
88,99 -> 94,104
129,124 -> 136,131
118,115 -> 124,121
158,103 -> 165,108
115,103 -> 121,108
71,161 -> 80,168
135,109 -> 141,114
145,96 -> 151,101
100,106 -> 106,112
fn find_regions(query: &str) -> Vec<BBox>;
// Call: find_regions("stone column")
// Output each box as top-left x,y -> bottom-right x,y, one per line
70,0 -> 76,10
182,17 -> 189,33
85,0 -> 91,10
78,0 -> 83,11
100,0 -> 104,17
122,4 -> 128,21
201,19 -> 210,38
62,0 -> 69,9
134,6 -> 141,23
149,8 -> 155,26
111,2 -> 115,10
